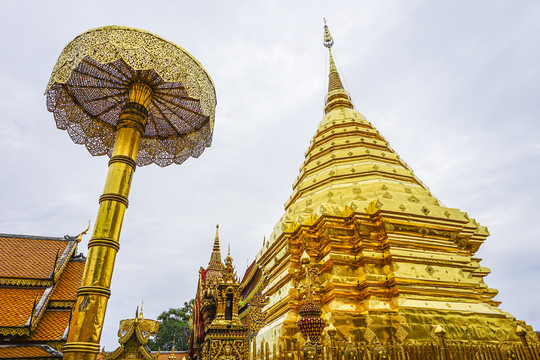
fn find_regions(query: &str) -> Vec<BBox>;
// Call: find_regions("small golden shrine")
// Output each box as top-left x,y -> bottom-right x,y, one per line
241,20 -> 539,353
0,231 -> 86,359
99,307 -> 160,360
190,226 -> 249,360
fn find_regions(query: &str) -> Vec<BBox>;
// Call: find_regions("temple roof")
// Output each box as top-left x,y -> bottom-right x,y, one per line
0,287 -> 47,327
26,310 -> 71,341
0,234 -> 75,279
0,232 -> 86,358
49,261 -> 85,301
0,344 -> 63,359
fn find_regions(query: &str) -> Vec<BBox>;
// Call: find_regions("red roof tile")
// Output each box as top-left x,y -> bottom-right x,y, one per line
0,287 -> 45,327
0,235 -> 71,279
27,310 -> 70,341
50,261 -> 84,301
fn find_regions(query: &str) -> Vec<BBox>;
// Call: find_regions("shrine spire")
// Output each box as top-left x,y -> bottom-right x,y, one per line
208,224 -> 225,271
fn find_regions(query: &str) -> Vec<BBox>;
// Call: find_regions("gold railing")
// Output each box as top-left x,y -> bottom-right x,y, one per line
250,339 -> 540,360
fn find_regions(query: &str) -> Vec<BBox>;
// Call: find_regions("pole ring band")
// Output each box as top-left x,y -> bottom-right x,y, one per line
109,155 -> 136,169
88,237 -> 120,252
99,193 -> 129,207
62,342 -> 101,353
116,117 -> 146,133
121,101 -> 148,117
77,286 -> 112,298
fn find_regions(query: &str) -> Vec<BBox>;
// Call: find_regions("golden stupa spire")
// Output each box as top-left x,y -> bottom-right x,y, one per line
283,20 -> 437,212
323,19 -> 354,114
208,224 -> 225,271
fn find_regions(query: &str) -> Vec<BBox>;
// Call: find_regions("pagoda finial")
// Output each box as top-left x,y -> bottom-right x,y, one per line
323,19 -> 354,114
323,18 -> 334,49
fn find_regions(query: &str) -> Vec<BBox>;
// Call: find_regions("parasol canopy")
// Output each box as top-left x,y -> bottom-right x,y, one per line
46,26 -> 216,167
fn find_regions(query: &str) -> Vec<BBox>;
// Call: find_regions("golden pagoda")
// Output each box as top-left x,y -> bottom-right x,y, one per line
247,20 -> 538,351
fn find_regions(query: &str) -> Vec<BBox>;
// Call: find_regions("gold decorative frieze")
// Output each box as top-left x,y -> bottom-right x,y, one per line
0,277 -> 53,287
0,327 -> 30,336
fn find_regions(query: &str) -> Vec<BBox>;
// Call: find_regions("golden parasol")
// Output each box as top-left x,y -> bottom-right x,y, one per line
46,25 -> 216,167
46,26 -> 216,360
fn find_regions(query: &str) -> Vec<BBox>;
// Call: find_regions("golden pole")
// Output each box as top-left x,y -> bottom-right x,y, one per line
63,83 -> 152,360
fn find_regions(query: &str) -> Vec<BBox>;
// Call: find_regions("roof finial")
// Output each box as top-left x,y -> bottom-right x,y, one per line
75,220 -> 91,243
169,336 -> 176,359
323,19 -> 354,114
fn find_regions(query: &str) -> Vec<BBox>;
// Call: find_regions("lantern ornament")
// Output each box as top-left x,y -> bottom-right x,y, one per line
297,302 -> 326,344
296,251 -> 326,344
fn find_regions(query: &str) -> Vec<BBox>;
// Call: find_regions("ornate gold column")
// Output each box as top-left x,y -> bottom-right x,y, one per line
63,84 -> 152,360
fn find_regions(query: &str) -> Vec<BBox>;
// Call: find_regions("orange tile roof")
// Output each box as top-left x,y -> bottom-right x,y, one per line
0,344 -> 61,358
96,352 -> 188,360
0,287 -> 45,327
50,260 -> 84,301
155,353 -> 188,360
27,309 -> 70,341
0,235 -> 71,279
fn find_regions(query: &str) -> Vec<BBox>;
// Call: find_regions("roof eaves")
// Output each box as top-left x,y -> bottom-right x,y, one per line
0,233 -> 72,242
52,238 -> 78,282
42,344 -> 64,358
28,286 -> 54,330
61,318 -> 69,341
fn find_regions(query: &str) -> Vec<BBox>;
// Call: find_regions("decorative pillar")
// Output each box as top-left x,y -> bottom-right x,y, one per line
63,84 -> 151,360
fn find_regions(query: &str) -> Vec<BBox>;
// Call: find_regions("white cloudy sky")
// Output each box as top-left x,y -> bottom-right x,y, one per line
1,0 -> 539,350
